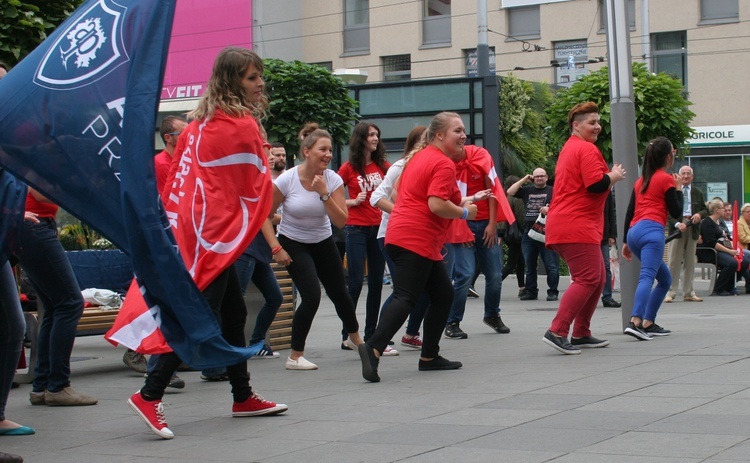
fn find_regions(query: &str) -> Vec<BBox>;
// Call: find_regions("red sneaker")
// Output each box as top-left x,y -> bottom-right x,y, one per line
128,391 -> 174,439
232,393 -> 288,417
400,334 -> 423,349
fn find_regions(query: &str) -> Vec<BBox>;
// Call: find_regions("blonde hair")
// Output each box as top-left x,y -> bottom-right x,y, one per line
707,198 -> 724,215
189,47 -> 268,121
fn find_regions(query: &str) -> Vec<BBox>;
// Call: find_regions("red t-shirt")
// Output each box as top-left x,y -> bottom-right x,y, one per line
153,149 -> 171,194
631,169 -> 675,226
338,160 -> 390,226
546,135 -> 609,245
461,146 -> 491,220
385,146 -> 461,260
25,193 -> 58,218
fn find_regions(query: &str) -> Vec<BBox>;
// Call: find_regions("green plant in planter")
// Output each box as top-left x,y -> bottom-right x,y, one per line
58,222 -> 115,251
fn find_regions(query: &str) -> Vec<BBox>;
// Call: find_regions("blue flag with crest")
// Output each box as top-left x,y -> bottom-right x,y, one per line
0,0 -> 262,368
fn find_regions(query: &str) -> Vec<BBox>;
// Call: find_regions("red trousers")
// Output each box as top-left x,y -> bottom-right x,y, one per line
548,243 -> 605,338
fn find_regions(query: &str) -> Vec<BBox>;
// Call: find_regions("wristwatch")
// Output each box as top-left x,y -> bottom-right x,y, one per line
320,192 -> 331,202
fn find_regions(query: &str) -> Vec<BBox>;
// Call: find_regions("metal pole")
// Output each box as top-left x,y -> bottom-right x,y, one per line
477,0 -> 500,172
606,0 -> 640,330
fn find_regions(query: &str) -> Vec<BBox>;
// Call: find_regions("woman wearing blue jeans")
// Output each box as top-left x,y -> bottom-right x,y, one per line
338,122 -> 390,348
20,189 -> 97,406
621,137 -> 683,340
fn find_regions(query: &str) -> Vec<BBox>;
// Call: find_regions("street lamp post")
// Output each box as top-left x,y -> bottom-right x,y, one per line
606,0 -> 641,329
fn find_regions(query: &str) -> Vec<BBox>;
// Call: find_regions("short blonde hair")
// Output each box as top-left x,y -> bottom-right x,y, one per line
707,198 -> 724,215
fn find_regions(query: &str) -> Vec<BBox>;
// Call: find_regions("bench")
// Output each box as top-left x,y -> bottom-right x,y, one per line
15,254 -> 296,383
15,306 -> 120,383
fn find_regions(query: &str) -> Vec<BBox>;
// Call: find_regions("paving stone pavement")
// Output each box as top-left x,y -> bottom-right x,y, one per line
4,276 -> 750,463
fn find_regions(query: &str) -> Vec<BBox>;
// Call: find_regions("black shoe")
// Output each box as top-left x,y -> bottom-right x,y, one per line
643,323 -> 671,336
518,288 -> 526,298
570,336 -> 609,348
444,322 -> 468,339
711,290 -> 733,297
167,375 -> 185,389
10,382 -> 19,389
602,298 -> 622,308
341,341 -> 353,351
418,356 -> 462,371
483,314 -> 510,334
542,330 -> 581,355
546,294 -> 558,302
519,292 -> 538,301
624,322 -> 652,341
200,373 -> 229,382
0,451 -> 23,463
358,343 -> 380,383
467,286 -> 480,298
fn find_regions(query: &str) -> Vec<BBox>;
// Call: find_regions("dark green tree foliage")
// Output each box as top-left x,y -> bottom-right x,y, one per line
498,74 -> 555,177
0,0 -> 83,65
546,62 -> 695,162
262,59 -> 358,157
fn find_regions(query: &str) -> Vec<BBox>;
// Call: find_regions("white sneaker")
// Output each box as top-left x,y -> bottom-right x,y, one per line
285,356 -> 318,370
382,345 -> 400,356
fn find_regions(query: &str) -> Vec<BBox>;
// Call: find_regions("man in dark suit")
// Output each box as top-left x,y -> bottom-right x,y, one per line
665,166 -> 707,302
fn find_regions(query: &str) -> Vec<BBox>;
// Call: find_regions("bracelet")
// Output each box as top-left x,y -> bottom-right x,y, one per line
460,207 -> 469,220
472,194 -> 477,202
271,246 -> 283,255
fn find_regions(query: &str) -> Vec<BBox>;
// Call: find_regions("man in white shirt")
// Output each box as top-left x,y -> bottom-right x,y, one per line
665,166 -> 707,303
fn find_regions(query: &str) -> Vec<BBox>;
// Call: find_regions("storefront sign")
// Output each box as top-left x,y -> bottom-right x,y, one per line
687,125 -> 750,147
706,183 -> 728,202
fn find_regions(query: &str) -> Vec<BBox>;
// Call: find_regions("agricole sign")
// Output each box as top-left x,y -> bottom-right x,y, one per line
688,125 -> 750,146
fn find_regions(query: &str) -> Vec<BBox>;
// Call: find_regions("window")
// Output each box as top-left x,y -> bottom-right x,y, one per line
422,0 -> 451,46
651,31 -> 687,88
507,5 -> 540,40
382,55 -> 411,82
464,48 -> 496,77
700,0 -> 738,24
599,0 -> 636,32
343,0 -> 369,54
310,61 -> 333,72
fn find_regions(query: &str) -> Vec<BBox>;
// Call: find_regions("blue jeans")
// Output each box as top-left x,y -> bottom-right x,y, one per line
601,243 -> 614,301
0,262 -> 25,420
234,252 -> 283,345
344,225 -> 385,341
378,238 -> 428,336
19,218 -> 84,393
627,220 -> 671,322
446,220 -> 503,324
521,233 -> 559,297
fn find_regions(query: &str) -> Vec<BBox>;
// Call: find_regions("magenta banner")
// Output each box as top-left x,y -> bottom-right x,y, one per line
161,0 -> 252,100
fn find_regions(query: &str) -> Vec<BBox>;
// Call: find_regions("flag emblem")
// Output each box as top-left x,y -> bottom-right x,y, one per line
34,0 -> 128,90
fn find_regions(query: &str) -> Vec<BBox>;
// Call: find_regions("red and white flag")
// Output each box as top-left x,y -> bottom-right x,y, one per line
107,111 -> 272,354
446,145 -> 515,244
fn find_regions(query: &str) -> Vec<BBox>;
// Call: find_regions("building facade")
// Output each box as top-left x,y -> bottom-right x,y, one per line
158,1 -> 749,203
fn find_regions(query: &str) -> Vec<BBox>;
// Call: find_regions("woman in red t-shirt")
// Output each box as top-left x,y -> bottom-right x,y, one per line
543,102 -> 626,355
621,137 -> 682,340
357,112 -> 477,383
338,122 -> 392,351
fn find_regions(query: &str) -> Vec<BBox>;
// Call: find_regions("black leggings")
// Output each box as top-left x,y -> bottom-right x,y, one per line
278,235 -> 359,352
369,245 -> 453,359
142,266 -> 252,402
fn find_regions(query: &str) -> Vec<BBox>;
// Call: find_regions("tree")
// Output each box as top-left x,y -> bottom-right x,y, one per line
262,59 -> 359,159
498,74 -> 555,177
546,62 -> 695,162
0,0 -> 83,65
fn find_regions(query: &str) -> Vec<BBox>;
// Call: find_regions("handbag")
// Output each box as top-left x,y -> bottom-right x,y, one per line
505,220 -> 523,244
527,213 -> 546,243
